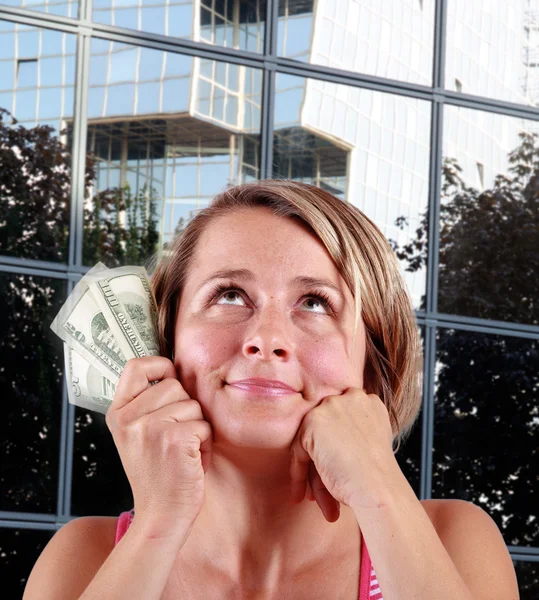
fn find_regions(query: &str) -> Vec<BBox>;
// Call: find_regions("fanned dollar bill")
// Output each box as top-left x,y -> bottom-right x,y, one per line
51,263 -> 127,381
63,345 -> 116,414
87,266 -> 159,361
51,263 -> 160,414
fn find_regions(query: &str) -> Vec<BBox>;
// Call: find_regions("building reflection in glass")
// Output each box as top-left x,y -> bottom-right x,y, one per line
83,41 -> 263,261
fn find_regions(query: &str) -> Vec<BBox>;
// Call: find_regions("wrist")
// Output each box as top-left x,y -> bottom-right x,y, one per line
130,514 -> 194,548
348,456 -> 405,515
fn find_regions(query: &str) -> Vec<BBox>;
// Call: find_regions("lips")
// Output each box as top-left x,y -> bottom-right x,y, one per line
227,378 -> 298,393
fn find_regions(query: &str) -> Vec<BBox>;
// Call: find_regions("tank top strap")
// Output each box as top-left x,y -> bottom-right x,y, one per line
115,508 -> 135,545
359,532 -> 383,600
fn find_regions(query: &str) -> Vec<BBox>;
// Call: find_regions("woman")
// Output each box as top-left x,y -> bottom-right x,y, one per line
24,180 -> 519,600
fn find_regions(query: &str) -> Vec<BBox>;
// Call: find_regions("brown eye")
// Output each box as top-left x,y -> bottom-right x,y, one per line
214,288 -> 246,306
301,294 -> 333,314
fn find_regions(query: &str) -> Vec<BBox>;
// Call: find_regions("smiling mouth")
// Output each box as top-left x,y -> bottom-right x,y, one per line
226,382 -> 298,397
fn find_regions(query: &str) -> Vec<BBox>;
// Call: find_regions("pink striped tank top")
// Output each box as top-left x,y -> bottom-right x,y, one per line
115,509 -> 383,600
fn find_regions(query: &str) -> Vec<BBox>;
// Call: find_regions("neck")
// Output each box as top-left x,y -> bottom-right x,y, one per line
175,446 -> 360,587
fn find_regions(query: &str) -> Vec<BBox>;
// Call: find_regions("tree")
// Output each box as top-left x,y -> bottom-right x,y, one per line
83,181 -> 160,268
0,108 -> 72,261
391,132 -> 539,557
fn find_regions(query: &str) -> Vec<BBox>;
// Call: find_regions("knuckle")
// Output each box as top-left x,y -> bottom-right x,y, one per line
186,398 -> 202,411
160,424 -> 185,452
122,358 -> 140,376
115,405 -> 135,430
162,377 -> 187,397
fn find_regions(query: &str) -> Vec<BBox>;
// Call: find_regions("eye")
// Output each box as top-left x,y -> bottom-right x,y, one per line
214,287 -> 246,306
301,291 -> 335,315
207,283 -> 336,315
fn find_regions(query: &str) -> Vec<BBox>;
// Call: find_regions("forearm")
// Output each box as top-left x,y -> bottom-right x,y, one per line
351,462 -> 474,600
79,518 -> 188,600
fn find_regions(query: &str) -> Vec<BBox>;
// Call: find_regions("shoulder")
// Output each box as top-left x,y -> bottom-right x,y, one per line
420,499 -> 520,600
58,515 -> 119,554
420,497 -> 502,540
23,516 -> 118,600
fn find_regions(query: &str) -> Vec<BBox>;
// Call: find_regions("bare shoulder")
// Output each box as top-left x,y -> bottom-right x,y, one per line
23,516 -> 118,600
420,498 -> 520,600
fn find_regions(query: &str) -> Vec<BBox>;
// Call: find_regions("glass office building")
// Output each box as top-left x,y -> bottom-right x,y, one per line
0,0 -> 538,596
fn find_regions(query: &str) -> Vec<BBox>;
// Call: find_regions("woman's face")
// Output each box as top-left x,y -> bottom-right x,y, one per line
174,207 -> 367,448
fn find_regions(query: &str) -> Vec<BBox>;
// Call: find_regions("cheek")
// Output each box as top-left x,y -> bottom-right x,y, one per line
174,323 -> 231,389
302,336 -> 363,388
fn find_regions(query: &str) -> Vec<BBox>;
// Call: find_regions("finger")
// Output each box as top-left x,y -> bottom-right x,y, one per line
128,377 -> 192,417
289,437 -> 311,504
309,463 -> 341,522
113,357 -> 177,410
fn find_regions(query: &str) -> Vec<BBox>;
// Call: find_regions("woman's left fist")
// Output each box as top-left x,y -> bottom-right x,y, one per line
289,387 -> 398,522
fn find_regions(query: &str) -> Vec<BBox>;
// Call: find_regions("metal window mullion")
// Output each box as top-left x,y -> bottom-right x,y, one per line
420,323 -> 436,501
264,0 -> 278,57
63,0 -> 93,520
260,66 -> 275,179
56,279 -> 75,519
73,32 -> 91,267
259,0 -> 278,179
423,0 -> 446,499
433,314 -> 539,338
507,546 -> 539,557
509,551 -> 539,562
425,0 -> 447,314
0,262 -> 78,279
0,514 -> 63,527
432,0 -> 447,90
0,6 -> 80,33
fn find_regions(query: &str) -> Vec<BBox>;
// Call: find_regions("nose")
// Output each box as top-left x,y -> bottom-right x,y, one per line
242,303 -> 292,360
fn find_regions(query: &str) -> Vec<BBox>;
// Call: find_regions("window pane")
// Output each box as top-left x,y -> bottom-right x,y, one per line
71,406 -> 133,516
433,329 -> 539,548
83,40 -> 262,269
0,528 -> 55,599
278,0 -> 434,85
92,0 -> 266,53
17,59 -> 38,87
0,273 -> 66,513
439,106 -> 539,325
446,1 -> 539,107
0,22 -> 76,263
0,0 -> 78,17
514,561 -> 539,600
273,74 -> 431,310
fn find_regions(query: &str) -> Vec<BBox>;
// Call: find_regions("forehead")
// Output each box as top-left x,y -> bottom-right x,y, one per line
189,208 -> 338,278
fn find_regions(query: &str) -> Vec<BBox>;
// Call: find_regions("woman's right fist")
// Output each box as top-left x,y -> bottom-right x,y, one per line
106,356 -> 213,540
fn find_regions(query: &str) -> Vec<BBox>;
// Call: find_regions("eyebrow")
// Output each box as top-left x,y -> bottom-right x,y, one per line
198,268 -> 345,303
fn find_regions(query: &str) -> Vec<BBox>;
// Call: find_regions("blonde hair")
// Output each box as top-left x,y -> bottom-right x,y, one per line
151,180 -> 423,452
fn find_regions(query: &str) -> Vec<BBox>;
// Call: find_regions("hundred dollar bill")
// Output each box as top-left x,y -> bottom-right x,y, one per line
87,266 -> 159,361
50,264 -> 128,381
63,344 -> 116,414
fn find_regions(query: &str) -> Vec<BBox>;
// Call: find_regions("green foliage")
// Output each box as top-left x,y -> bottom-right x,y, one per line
83,182 -> 160,268
392,131 -> 539,548
0,108 -> 72,261
392,131 -> 539,324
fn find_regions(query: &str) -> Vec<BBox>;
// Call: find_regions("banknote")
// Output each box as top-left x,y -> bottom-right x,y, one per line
63,344 -> 116,415
87,266 -> 159,361
50,264 -> 128,381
